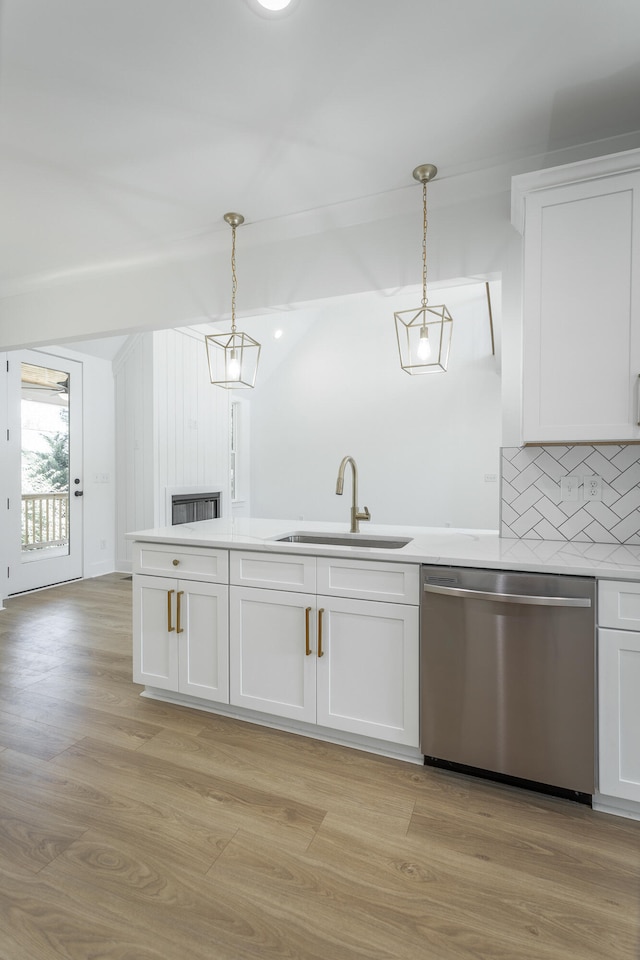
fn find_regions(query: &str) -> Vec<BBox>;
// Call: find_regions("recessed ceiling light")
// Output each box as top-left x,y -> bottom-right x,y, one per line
257,0 -> 292,9
273,329 -> 284,340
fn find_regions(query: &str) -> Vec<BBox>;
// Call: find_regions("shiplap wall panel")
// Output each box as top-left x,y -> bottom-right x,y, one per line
152,329 -> 230,526
115,328 -> 232,568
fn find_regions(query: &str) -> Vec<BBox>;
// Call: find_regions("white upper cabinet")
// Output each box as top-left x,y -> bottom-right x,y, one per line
512,149 -> 640,444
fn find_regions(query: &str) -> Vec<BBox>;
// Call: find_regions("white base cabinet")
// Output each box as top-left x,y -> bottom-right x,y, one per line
229,551 -> 420,748
133,543 -> 421,755
132,543 -> 230,705
316,596 -> 419,745
230,586 -> 317,723
230,586 -> 419,746
134,575 -> 229,703
598,580 -> 640,805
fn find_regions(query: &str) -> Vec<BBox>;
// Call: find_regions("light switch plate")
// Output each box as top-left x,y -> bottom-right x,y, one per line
560,475 -> 580,501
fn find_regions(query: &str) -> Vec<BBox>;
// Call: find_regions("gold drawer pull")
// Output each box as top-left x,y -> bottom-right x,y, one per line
176,591 -> 185,634
172,558 -> 180,567
305,606 -> 312,656
167,589 -> 175,632
317,607 -> 324,658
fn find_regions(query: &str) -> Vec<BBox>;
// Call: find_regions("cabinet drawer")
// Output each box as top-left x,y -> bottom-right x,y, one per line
317,557 -> 419,605
599,580 -> 640,630
133,542 -> 228,583
230,551 -> 316,593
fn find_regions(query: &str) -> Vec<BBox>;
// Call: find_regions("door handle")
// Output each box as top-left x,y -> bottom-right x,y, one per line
317,608 -> 324,657
74,490 -> 84,497
167,589 -> 175,632
423,583 -> 591,607
305,606 -> 312,656
176,591 -> 185,634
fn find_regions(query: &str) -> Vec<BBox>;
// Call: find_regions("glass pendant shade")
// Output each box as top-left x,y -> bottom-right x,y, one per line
205,330 -> 261,389
394,303 -> 453,375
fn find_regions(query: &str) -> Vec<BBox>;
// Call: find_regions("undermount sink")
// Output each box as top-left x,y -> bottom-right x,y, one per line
273,532 -> 413,549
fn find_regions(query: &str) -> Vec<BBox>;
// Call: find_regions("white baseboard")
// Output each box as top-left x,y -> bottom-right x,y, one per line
140,687 -> 424,765
592,793 -> 640,821
85,560 -> 117,578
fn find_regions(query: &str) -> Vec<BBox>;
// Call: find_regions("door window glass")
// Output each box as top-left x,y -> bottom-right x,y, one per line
20,362 -> 70,561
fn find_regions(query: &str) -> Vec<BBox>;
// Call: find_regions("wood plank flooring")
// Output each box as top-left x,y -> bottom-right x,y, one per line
0,573 -> 639,959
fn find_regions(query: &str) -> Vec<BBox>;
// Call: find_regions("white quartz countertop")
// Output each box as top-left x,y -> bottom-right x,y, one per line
126,518 -> 640,581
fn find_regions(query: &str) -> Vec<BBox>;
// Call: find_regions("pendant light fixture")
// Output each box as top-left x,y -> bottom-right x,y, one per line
394,164 -> 453,374
205,213 -> 261,389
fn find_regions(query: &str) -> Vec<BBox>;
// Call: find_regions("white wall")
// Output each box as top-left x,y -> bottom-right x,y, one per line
114,335 -> 155,570
249,282 -> 501,529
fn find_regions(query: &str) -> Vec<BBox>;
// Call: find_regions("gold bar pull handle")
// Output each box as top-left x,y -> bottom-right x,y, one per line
317,607 -> 324,658
176,591 -> 185,634
167,589 -> 175,632
305,606 -> 312,655
637,373 -> 640,426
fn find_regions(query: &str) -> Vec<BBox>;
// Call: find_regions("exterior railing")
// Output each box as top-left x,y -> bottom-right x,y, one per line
22,493 -> 69,550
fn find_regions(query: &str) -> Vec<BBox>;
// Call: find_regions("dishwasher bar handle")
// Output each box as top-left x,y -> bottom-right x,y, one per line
423,583 -> 592,607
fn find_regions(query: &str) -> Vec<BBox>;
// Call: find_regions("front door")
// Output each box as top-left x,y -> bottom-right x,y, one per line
7,349 -> 83,594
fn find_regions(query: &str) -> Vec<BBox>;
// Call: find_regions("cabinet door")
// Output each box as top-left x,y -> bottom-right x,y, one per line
229,586 -> 316,722
599,627 -> 640,802
521,172 -> 640,443
133,574 -> 179,691
316,597 -> 419,747
177,581 -> 229,704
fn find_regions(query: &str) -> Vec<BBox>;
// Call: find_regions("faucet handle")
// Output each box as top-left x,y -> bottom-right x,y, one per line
358,506 -> 371,522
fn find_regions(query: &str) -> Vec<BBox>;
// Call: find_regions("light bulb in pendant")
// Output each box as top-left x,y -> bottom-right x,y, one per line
417,326 -> 431,361
227,349 -> 241,380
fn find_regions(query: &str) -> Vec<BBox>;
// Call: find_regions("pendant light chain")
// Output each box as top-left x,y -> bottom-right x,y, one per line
230,221 -> 238,334
421,178 -> 428,309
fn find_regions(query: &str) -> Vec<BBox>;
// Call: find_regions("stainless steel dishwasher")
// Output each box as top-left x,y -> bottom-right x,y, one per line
421,566 -> 596,800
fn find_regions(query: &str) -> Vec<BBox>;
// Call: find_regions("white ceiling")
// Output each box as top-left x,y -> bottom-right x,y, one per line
2,0 -> 640,295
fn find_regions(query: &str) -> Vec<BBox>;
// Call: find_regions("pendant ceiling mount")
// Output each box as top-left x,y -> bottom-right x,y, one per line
412,163 -> 438,184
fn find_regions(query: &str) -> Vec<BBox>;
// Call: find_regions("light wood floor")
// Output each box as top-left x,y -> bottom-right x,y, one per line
0,574 -> 639,960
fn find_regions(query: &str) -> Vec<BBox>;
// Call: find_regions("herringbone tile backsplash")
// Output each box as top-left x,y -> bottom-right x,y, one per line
501,445 -> 640,543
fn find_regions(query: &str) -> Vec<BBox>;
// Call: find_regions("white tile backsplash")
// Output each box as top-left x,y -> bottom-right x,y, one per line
500,445 -> 640,543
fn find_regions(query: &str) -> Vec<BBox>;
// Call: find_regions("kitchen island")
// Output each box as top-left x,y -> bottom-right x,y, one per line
127,518 -> 640,821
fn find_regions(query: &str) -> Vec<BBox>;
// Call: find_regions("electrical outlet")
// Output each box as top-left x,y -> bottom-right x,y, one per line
560,475 -> 580,502
584,475 -> 603,501
484,473 -> 498,483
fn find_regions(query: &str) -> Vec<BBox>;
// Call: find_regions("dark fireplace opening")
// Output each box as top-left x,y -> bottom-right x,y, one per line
171,492 -> 221,525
